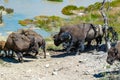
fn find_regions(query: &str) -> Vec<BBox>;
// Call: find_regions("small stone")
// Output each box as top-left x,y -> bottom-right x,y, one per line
52,71 -> 57,75
46,52 -> 50,56
75,70 -> 79,72
83,71 -> 90,75
45,64 -> 49,68
79,60 -> 84,63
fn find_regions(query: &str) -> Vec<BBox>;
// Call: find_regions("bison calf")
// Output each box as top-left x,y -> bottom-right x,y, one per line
107,41 -> 120,65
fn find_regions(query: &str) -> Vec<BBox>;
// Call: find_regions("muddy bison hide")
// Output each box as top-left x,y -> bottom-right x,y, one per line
17,29 -> 46,58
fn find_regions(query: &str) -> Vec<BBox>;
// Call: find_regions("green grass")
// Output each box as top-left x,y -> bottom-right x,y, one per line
45,37 -> 63,50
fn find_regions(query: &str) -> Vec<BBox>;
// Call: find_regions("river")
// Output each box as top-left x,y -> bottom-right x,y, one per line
0,0 -> 101,37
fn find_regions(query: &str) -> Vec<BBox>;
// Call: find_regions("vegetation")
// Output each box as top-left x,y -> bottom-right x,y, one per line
19,0 -> 120,35
19,15 -> 65,32
19,19 -> 33,26
5,8 -> 14,14
0,5 -> 14,24
47,0 -> 63,2
0,6 -> 14,14
0,6 -> 5,10
62,5 -> 78,15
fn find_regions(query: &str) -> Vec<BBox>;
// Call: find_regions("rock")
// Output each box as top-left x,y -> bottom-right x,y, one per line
78,60 -> 84,63
46,52 -> 50,56
83,71 -> 90,75
52,71 -> 57,75
45,64 -> 49,68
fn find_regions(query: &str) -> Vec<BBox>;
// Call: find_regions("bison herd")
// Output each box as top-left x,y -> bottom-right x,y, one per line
0,23 -> 119,65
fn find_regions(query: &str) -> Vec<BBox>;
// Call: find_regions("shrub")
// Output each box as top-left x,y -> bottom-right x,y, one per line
47,0 -> 63,2
62,5 -> 78,15
19,19 -> 33,26
0,6 -> 5,10
5,8 -> 14,14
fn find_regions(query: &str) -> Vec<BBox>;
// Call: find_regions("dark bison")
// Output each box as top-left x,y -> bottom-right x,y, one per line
53,23 -> 104,54
17,29 -> 46,58
5,32 -> 39,62
106,41 -> 120,65
107,26 -> 118,43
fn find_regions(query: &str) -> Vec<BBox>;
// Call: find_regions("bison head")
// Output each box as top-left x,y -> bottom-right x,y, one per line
53,34 -> 62,46
53,32 -> 71,46
107,47 -> 118,65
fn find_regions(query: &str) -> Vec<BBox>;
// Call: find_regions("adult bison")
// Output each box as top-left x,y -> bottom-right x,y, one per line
5,32 -> 39,62
106,41 -> 120,65
17,29 -> 46,58
53,23 -> 104,54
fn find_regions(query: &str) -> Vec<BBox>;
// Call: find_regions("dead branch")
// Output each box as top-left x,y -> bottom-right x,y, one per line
100,0 -> 111,51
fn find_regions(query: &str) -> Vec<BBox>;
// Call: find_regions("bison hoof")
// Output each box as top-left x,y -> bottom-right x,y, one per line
44,56 -> 46,58
18,59 -> 24,63
76,52 -> 81,55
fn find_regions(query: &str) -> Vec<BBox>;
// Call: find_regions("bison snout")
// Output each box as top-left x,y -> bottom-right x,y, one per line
106,58 -> 114,65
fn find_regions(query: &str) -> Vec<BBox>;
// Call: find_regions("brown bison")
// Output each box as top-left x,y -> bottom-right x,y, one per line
107,41 -> 120,65
53,23 -> 104,54
17,29 -> 46,58
5,32 -> 39,62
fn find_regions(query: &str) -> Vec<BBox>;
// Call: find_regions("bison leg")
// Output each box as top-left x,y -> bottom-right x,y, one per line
11,51 -> 15,57
76,41 -> 85,55
66,41 -> 73,54
3,50 -> 8,57
43,47 -> 46,58
34,51 -> 38,57
95,36 -> 102,51
86,41 -> 91,48
16,52 -> 23,62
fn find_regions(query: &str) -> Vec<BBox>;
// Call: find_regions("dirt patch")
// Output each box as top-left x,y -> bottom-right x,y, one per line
0,50 -> 119,80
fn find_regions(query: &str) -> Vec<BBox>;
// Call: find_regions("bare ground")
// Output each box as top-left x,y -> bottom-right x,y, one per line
0,50 -> 119,80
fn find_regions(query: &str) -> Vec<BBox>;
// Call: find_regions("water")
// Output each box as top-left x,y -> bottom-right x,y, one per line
0,0 -> 101,37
